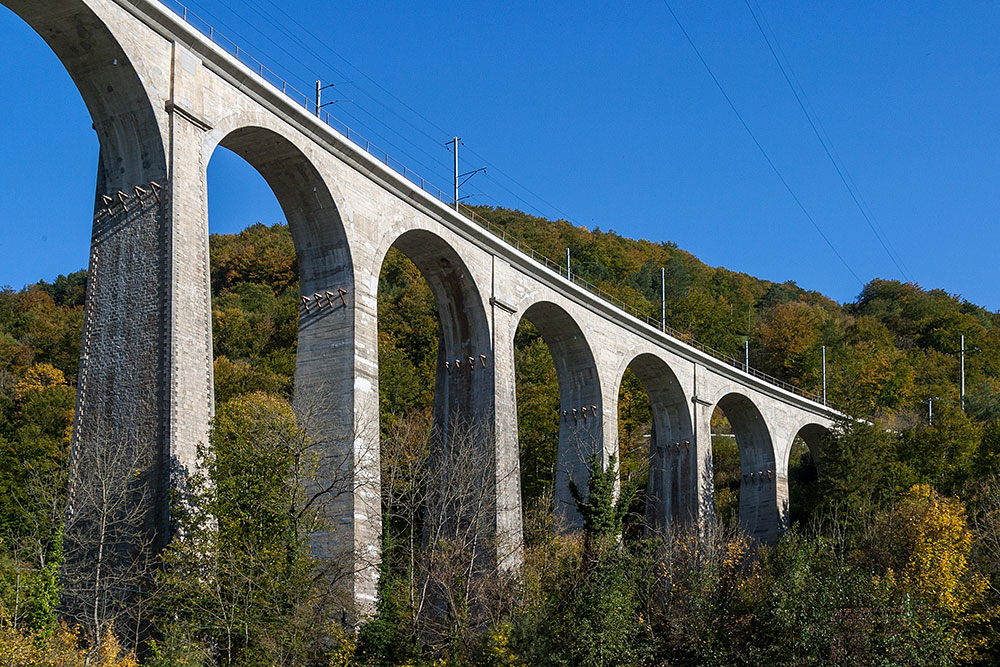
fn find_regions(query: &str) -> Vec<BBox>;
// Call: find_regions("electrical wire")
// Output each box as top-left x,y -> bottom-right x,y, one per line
185,0 -> 454,184
743,0 -> 911,281
660,0 -> 864,286
239,0 -> 567,221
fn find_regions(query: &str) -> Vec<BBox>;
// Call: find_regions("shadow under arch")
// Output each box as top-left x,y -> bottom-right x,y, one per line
2,0 -> 175,641
375,228 -> 496,593
207,124 -> 363,595
713,392 -> 779,543
792,422 -> 834,472
377,228 -> 493,437
615,353 -> 694,536
517,301 -> 601,530
785,421 -> 834,526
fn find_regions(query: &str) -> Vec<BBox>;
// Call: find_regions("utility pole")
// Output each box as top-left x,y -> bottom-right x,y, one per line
565,247 -> 571,279
744,339 -> 749,371
661,267 -> 666,332
447,137 -> 485,212
822,345 -> 827,406
961,334 -> 966,411
450,137 -> 460,211
315,80 -> 350,117
926,397 -> 938,425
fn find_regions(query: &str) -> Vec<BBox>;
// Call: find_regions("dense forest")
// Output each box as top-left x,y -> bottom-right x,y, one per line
1,206 -> 999,665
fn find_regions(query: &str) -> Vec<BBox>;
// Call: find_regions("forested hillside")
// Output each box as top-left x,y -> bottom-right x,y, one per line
2,207 -> 999,665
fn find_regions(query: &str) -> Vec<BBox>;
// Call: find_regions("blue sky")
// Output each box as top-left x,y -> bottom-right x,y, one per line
1,1 -> 998,309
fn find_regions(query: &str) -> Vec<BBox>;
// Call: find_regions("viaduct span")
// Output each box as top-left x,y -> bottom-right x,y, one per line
2,0 -> 839,613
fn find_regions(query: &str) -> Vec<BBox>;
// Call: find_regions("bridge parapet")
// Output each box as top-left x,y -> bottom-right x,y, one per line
1,0 -> 846,627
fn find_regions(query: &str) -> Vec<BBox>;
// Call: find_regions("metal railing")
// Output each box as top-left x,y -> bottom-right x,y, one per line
161,0 -> 828,408
163,0 -> 452,204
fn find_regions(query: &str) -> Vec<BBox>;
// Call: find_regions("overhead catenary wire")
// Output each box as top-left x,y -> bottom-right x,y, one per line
234,0 -> 566,221
191,0 -> 455,182
236,0 -> 453,160
188,0 -> 862,291
746,3 -> 909,281
659,0 -> 864,287
742,0 -> 911,282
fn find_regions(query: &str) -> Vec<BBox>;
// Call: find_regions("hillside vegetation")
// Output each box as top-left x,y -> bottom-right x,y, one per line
1,207 -> 999,665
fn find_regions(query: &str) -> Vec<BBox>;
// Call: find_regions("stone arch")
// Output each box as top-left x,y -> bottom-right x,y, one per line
0,0 -> 173,638
612,353 -> 694,534
376,228 -> 493,434
209,124 -> 353,301
787,422 -> 834,471
782,420 -> 833,528
712,391 -> 779,543
205,123 -> 367,605
1,0 -> 167,191
517,301 -> 602,529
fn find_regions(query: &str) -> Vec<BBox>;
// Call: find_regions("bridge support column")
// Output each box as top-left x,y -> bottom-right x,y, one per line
63,93 -> 214,633
690,393 -> 718,534
770,422 -> 801,534
490,287 -> 524,572
296,262 -> 379,620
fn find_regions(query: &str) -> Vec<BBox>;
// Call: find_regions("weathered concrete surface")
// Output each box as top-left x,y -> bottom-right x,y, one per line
1,0 -> 840,619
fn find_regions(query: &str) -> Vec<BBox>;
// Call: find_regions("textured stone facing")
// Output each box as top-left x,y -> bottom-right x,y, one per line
6,0 -> 840,618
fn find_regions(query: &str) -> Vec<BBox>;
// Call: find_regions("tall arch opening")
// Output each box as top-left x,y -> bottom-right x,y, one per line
617,367 -> 651,539
711,393 -> 778,542
786,423 -> 832,526
205,126 -> 356,606
514,302 -> 601,531
0,0 -> 170,643
375,230 -> 494,634
513,318 -> 560,541
617,354 -> 693,538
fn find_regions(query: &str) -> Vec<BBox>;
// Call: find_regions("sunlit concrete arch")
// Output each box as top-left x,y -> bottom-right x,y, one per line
609,352 -> 695,534
374,227 -> 495,429
709,390 -> 780,543
1,0 -> 169,192
204,113 -> 354,288
202,121 -> 370,601
514,299 -> 603,529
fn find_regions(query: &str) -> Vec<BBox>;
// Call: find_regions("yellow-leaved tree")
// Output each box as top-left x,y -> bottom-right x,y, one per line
13,362 -> 66,399
882,484 -> 992,662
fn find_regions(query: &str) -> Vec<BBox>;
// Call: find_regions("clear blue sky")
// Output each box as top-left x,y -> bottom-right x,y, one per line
1,1 -> 998,309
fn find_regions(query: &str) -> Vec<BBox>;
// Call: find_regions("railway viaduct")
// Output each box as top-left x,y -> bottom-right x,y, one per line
2,0 -> 839,615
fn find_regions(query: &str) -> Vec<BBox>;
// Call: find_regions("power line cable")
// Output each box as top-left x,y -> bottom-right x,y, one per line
743,0 -> 911,281
243,0 -> 570,220
186,0 -> 454,182
241,0 -> 454,152
228,0 -> 455,178
659,0 -> 864,286
747,5 -> 904,275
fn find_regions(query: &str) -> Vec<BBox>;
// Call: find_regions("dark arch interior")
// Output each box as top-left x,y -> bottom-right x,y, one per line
518,301 -> 601,529
620,353 -> 694,536
385,229 -> 493,433
712,393 -> 777,542
375,231 -> 494,597
787,422 -> 833,525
